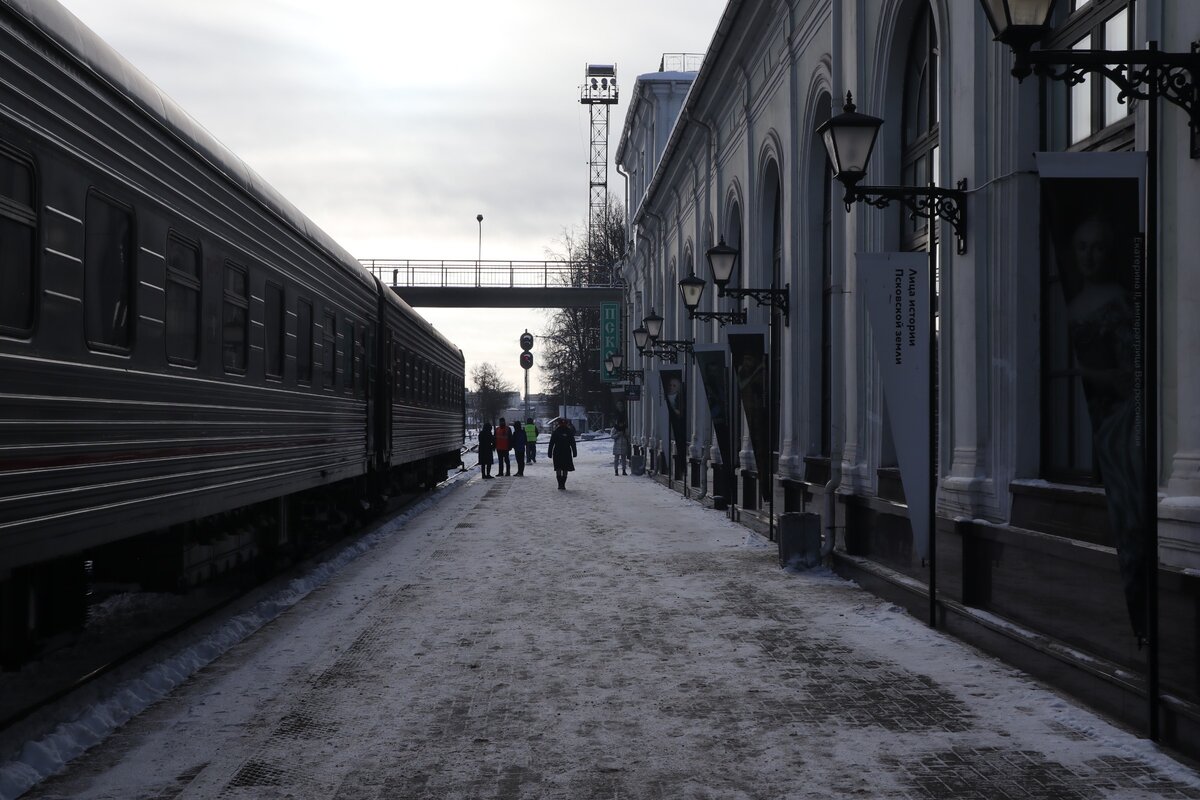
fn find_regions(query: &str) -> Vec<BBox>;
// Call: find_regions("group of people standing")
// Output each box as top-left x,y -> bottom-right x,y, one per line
476,417 -> 537,478
476,417 -> 580,489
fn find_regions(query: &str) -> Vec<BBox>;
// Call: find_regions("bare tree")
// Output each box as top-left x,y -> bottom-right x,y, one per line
471,362 -> 514,425
541,200 -> 627,419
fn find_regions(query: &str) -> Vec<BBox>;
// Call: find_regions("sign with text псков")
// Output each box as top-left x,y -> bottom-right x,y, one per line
600,302 -> 620,382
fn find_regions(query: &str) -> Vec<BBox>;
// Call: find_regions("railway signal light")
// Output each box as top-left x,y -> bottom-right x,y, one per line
520,331 -> 533,370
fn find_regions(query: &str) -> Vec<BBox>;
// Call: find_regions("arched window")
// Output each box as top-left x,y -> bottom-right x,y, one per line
726,199 -> 743,292
900,2 -> 939,252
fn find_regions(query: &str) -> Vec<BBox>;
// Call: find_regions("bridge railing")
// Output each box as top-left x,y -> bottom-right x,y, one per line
359,259 -> 622,289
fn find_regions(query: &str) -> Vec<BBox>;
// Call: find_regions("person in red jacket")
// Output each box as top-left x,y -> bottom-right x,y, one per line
494,418 -> 512,476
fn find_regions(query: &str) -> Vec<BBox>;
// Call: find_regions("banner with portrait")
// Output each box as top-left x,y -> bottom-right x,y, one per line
693,344 -> 732,466
858,252 -> 932,561
1037,151 -> 1148,643
727,326 -> 770,499
659,367 -> 686,462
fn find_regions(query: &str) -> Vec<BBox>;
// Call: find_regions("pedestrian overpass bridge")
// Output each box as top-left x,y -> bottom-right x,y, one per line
359,259 -> 622,307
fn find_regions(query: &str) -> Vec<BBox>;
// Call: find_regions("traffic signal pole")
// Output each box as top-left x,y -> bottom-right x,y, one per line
520,330 -> 534,423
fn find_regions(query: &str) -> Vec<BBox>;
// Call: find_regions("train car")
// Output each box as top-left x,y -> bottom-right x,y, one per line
0,0 -> 464,665
377,286 -> 467,493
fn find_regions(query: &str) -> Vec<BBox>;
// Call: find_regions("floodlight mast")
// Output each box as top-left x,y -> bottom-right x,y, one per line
580,64 -> 618,284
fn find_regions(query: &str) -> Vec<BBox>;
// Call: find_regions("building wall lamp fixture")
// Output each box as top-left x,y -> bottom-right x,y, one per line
678,270 -> 747,326
978,0 -> 1200,158
603,352 -> 644,382
633,310 -> 694,363
816,93 -> 969,255
694,239 -> 790,326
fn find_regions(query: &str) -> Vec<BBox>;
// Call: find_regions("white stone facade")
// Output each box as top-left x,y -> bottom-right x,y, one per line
616,0 -> 1200,746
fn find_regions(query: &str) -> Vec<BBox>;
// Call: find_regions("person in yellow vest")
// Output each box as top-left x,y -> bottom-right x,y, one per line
524,418 -> 538,464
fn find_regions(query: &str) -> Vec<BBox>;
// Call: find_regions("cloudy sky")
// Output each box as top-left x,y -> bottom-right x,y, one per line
54,0 -> 727,393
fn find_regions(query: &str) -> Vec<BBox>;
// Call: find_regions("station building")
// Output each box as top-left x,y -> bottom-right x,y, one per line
614,0 -> 1200,756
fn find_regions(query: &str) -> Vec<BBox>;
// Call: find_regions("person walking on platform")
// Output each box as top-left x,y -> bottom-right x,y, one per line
494,418 -> 512,476
524,418 -> 538,463
477,423 -> 495,479
547,417 -> 577,490
511,420 -> 527,476
612,420 -> 630,475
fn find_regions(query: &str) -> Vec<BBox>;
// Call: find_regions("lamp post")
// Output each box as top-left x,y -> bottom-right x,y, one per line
476,213 -> 483,263
977,0 -> 1200,745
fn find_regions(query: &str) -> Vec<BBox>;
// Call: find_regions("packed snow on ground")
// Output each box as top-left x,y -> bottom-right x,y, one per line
1,436 -> 1197,799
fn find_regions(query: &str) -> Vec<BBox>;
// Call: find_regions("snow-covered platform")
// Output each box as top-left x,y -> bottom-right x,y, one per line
5,439 -> 1200,799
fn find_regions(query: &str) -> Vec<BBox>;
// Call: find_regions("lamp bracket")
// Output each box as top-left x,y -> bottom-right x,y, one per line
1014,44 -> 1200,158
716,285 -> 792,326
642,348 -> 678,363
845,182 -> 968,255
640,339 -> 694,363
688,308 -> 748,327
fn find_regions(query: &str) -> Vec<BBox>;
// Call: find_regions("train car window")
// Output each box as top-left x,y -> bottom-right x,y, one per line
391,339 -> 400,397
322,311 -> 336,388
297,299 -> 313,384
0,147 -> 36,334
342,318 -> 355,393
401,349 -> 410,402
84,192 -> 134,350
356,326 -> 367,397
264,281 -> 284,379
221,263 -> 248,372
165,234 -> 200,364
362,325 -> 374,398
407,350 -> 415,403
418,357 -> 426,406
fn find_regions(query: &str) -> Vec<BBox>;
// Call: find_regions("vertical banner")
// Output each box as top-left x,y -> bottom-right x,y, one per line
859,252 -> 931,560
660,367 -> 686,462
1037,152 -> 1147,642
693,344 -> 732,466
727,326 -> 770,498
600,302 -> 620,382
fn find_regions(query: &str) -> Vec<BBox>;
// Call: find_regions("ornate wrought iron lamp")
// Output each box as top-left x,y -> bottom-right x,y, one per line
678,269 -> 746,326
693,238 -> 789,325
977,0 -> 1199,157
816,92 -> 969,254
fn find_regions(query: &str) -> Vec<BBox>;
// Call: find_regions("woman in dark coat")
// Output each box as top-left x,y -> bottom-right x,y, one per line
547,417 -> 577,490
477,423 -> 495,479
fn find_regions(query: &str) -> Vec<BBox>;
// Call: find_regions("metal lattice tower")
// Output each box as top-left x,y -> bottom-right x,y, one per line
580,64 -> 617,279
